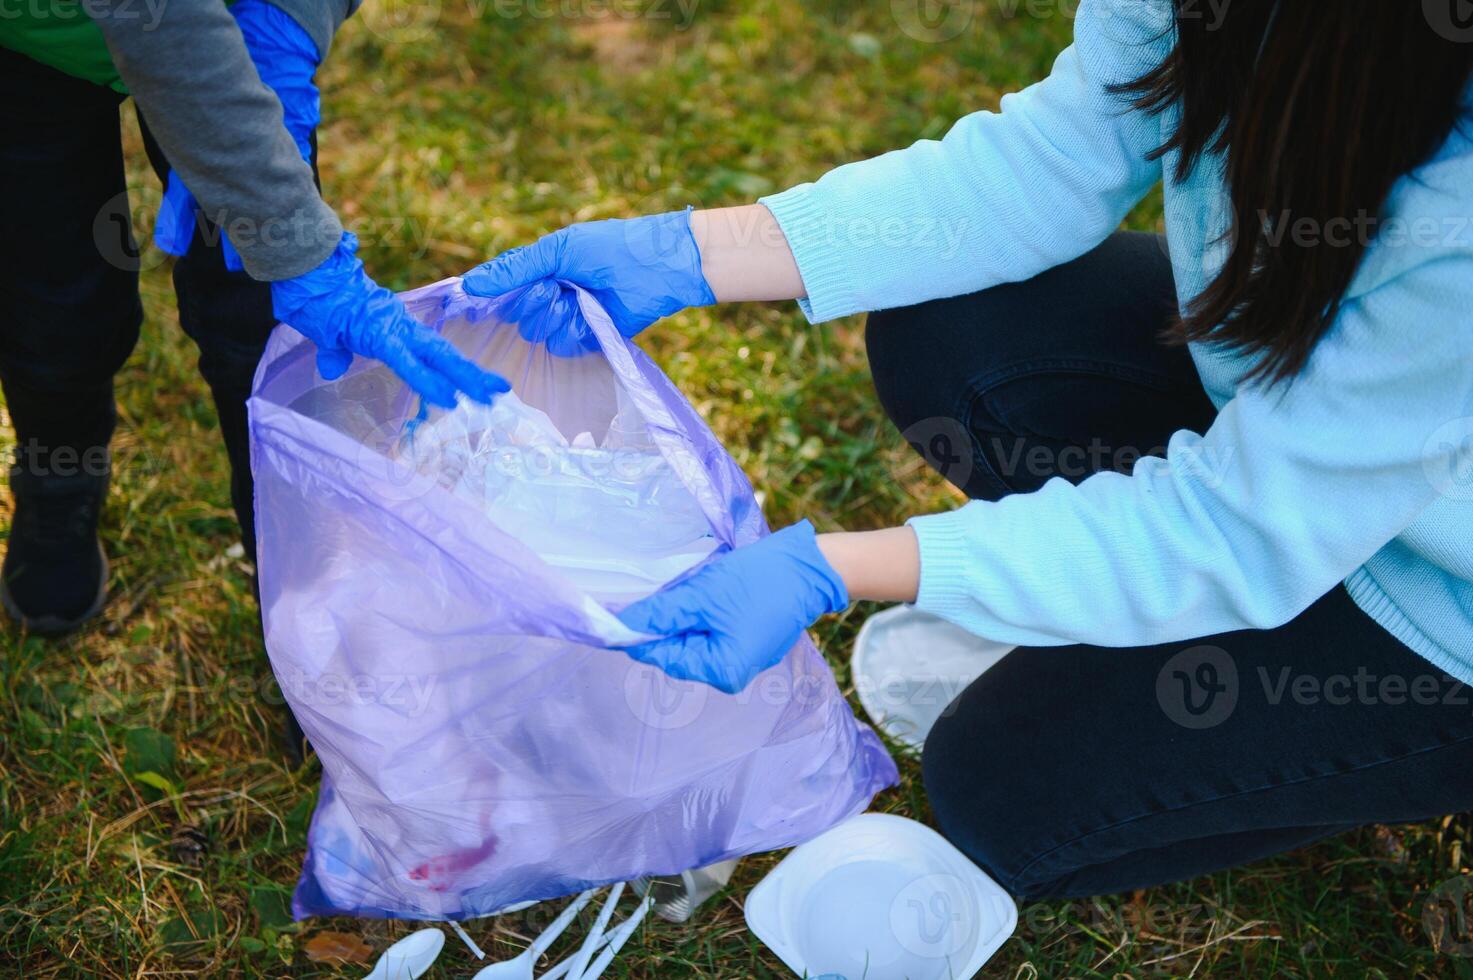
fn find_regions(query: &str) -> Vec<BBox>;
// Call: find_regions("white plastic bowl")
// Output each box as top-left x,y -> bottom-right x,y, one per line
745,813 -> 1016,980
852,606 -> 1014,749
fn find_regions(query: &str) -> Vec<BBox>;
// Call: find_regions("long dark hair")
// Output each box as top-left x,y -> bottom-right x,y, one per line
1117,1 -> 1473,383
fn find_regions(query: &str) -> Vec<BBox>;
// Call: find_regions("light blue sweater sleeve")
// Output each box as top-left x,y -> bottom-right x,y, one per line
760,0 -> 1171,322
759,0 -> 1473,651
906,240 -> 1473,647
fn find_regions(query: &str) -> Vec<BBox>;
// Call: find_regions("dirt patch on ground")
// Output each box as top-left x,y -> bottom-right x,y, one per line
571,18 -> 657,75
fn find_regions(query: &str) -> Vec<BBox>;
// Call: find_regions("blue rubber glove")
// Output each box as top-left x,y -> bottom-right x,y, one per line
154,0 -> 319,268
273,232 -> 510,408
461,208 -> 716,355
616,521 -> 848,695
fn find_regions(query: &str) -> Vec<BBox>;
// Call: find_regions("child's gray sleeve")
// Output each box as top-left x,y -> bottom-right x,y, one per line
87,0 -> 344,280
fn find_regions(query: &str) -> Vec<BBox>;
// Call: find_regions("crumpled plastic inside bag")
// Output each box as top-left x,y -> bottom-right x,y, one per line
286,361 -> 720,602
394,388 -> 719,600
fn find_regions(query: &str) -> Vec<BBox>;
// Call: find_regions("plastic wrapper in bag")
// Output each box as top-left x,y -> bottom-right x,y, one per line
248,278 -> 899,920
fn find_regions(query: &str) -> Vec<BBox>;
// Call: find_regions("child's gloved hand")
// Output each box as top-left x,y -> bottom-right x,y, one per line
272,232 -> 510,408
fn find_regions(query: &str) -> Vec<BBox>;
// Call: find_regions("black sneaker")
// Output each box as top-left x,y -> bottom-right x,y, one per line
2,462 -> 109,635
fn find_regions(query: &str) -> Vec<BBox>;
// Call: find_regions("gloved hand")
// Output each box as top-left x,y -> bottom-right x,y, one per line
273,232 -> 510,408
154,0 -> 319,268
462,208 -> 716,356
616,521 -> 848,695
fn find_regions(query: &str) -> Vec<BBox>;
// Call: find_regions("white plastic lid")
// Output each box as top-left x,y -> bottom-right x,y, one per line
745,813 -> 1016,980
852,606 -> 1014,749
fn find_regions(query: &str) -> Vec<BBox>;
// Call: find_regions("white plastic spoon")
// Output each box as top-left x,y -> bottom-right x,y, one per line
471,888 -> 598,980
534,934 -> 608,980
561,882 -> 624,980
534,899 -> 654,980
363,927 -> 445,980
577,893 -> 654,980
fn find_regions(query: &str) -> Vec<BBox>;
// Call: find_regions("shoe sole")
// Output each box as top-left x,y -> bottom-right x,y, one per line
0,541 -> 109,637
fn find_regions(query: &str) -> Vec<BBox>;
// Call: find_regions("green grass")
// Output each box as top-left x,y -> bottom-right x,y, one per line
1,2 -> 1470,976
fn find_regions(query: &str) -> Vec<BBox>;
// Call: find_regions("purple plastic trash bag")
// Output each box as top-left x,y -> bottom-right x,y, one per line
247,277 -> 898,920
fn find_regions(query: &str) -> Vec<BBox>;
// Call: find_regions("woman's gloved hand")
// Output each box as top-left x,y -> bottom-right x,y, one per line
616,521 -> 848,695
273,232 -> 510,408
462,208 -> 716,356
154,0 -> 319,267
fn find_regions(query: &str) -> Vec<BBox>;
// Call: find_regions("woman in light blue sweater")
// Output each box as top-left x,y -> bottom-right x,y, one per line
467,1 -> 1473,896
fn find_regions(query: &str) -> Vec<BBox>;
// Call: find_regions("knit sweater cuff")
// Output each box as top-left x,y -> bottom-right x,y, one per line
759,183 -> 862,324
906,504 -> 988,626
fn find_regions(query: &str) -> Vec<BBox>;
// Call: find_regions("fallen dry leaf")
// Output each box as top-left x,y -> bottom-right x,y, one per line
304,930 -> 375,965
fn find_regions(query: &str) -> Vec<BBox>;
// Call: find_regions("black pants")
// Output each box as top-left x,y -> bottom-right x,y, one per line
868,232 -> 1473,899
0,47 -> 306,562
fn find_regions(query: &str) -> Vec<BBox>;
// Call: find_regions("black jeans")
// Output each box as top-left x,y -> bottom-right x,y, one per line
867,231 -> 1473,899
0,47 -> 309,562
